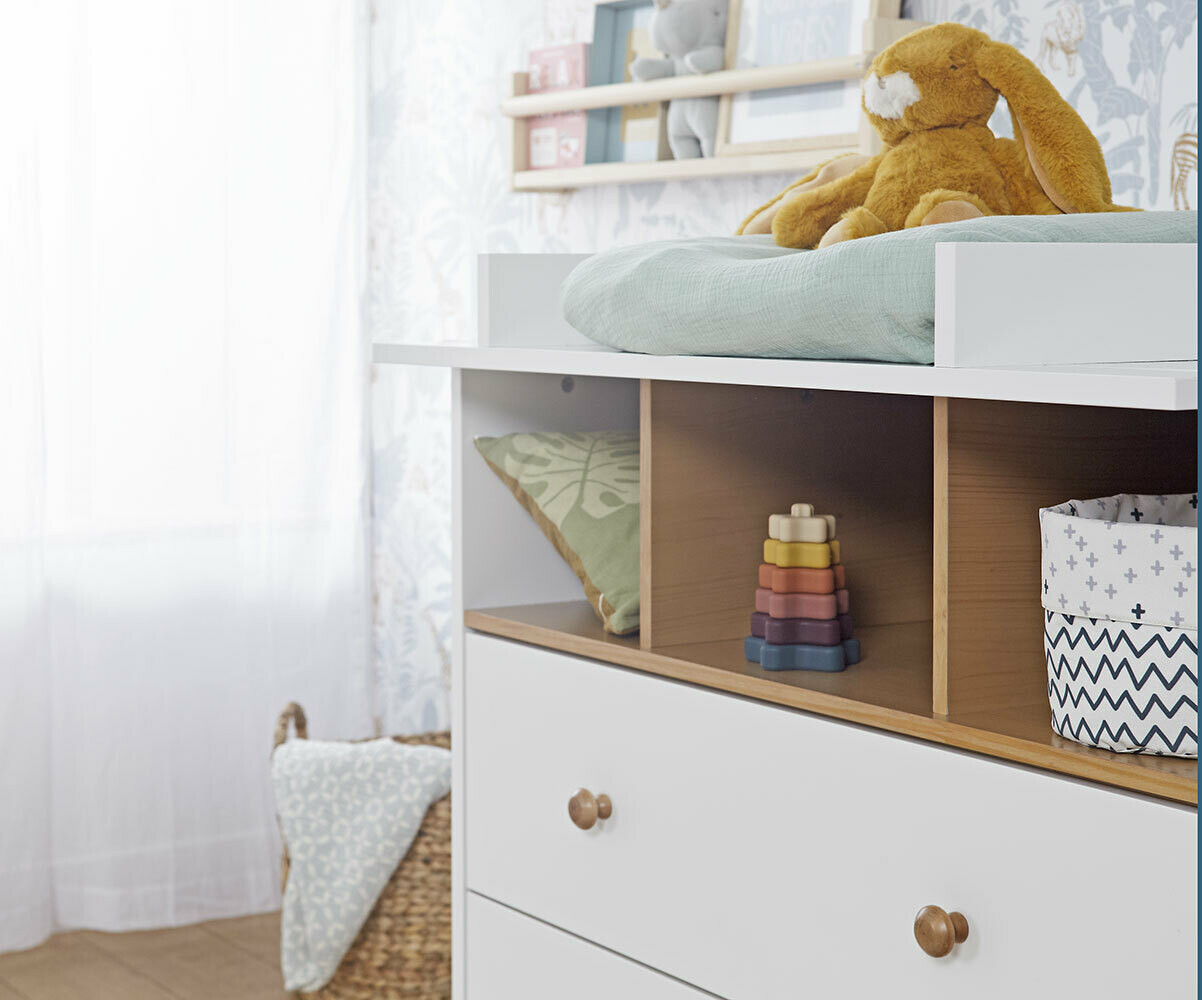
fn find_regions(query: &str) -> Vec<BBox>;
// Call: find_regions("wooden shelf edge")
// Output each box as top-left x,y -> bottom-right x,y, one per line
512,145 -> 858,192
501,57 -> 865,118
465,607 -> 1197,806
936,715 -> 1197,806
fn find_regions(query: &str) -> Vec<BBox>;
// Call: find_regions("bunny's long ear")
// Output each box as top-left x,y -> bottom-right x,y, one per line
975,40 -> 1115,213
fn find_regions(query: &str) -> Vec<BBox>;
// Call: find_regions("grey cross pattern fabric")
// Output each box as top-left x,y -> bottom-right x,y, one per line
1041,493 -> 1197,757
1040,493 -> 1197,630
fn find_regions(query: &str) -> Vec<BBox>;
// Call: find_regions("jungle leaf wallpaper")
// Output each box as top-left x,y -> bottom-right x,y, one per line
368,0 -> 1195,733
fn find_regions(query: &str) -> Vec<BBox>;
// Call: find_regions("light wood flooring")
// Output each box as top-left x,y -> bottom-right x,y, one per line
0,912 -> 288,1000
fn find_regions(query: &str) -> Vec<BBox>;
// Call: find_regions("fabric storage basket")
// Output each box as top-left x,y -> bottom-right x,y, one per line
273,704 -> 452,999
1040,493 -> 1198,757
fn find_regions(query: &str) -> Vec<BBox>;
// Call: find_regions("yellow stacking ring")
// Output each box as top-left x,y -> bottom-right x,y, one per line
763,537 -> 841,569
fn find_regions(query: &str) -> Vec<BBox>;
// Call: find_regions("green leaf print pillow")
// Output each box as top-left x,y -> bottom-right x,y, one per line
474,430 -> 639,635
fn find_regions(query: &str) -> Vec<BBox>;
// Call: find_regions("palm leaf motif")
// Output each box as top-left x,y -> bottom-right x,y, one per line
1171,130 -> 1197,210
500,430 -> 639,529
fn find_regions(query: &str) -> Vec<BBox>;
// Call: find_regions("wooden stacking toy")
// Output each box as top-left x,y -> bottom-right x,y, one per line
747,502 -> 863,672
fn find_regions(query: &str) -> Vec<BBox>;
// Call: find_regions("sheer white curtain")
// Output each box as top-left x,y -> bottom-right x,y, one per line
0,1 -> 372,952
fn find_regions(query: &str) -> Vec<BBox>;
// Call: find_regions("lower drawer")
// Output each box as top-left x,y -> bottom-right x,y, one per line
465,633 -> 1197,999
466,893 -> 711,999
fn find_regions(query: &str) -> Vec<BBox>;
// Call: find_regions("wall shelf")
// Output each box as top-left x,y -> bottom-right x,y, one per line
512,144 -> 858,192
501,57 -> 866,118
503,16 -> 922,191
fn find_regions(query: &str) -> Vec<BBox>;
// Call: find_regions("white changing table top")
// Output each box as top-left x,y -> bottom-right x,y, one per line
372,343 -> 1198,411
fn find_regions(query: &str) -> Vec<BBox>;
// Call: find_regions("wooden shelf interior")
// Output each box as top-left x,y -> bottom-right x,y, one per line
935,398 -> 1198,720
459,371 -> 1197,804
640,382 -> 933,649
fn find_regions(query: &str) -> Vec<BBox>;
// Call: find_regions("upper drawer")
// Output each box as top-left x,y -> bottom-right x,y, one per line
465,632 -> 1196,1000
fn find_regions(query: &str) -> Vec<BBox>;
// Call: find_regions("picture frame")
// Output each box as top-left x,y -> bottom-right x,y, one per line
716,0 -> 901,157
585,0 -> 671,164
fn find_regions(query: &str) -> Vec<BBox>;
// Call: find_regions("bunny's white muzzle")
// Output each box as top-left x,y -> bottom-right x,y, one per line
863,71 -> 921,119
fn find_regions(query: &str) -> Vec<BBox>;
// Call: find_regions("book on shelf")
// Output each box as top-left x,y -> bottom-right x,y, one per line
526,43 -> 588,170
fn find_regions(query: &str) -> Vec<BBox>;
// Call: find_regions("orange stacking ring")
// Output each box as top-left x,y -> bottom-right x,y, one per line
758,564 -> 846,594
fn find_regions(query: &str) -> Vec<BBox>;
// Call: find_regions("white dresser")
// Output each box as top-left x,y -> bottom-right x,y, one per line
462,632 -> 1193,999
376,251 -> 1198,999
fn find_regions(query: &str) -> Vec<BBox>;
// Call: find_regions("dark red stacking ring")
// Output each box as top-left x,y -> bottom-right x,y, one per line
764,616 -> 841,646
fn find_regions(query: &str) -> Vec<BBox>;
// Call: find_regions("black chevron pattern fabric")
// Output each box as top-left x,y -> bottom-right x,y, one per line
1046,611 -> 1198,757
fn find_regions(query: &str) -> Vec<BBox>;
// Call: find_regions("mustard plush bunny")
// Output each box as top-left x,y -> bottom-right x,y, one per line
739,22 -> 1129,249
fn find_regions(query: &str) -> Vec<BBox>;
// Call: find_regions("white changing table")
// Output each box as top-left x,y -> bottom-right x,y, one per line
375,245 -> 1198,1000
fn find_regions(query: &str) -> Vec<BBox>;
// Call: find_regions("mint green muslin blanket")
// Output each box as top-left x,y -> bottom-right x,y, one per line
561,211 -> 1197,364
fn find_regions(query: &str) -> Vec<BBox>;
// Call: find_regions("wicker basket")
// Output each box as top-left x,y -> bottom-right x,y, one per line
273,703 -> 452,999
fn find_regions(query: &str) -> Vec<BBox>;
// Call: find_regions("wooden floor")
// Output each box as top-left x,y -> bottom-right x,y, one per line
0,913 -> 288,1000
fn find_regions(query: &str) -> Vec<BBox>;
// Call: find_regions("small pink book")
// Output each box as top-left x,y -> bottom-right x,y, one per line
528,113 -> 586,169
526,43 -> 588,93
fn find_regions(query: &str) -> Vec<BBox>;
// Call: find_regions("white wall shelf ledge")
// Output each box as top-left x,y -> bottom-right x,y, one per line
501,57 -> 866,119
511,150 -> 839,191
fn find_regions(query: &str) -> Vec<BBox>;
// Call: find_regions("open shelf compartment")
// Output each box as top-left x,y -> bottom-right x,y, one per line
640,380 -> 932,648
457,370 -> 1197,804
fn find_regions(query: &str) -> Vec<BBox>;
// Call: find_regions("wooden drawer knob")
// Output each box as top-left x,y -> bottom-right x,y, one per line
914,905 -> 969,958
568,788 -> 612,830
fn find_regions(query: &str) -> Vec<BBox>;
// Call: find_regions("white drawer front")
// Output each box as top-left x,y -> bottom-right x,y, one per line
466,892 -> 711,999
465,633 -> 1197,999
